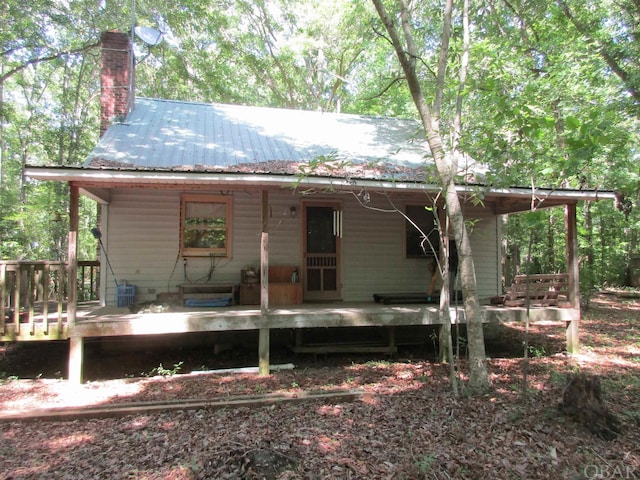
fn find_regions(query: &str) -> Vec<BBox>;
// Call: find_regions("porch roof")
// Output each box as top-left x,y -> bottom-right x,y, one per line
24,164 -> 615,213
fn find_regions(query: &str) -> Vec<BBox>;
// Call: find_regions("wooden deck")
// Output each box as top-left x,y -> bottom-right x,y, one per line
1,300 -> 579,342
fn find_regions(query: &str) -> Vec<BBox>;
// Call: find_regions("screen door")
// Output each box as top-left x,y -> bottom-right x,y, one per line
303,203 -> 342,301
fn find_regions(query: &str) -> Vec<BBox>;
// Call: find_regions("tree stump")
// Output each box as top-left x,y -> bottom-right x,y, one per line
560,373 -> 621,440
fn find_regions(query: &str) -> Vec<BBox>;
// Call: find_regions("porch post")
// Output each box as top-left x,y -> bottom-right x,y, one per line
68,336 -> 84,384
259,328 -> 270,375
68,183 -> 79,326
259,189 -> 270,375
261,189 -> 269,315
68,183 -> 84,383
565,202 -> 580,354
98,203 -> 108,306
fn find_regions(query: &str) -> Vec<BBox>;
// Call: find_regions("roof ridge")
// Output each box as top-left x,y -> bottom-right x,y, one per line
134,96 -> 419,122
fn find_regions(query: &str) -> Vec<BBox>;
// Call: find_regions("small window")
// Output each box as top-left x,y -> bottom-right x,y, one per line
181,194 -> 232,257
405,205 -> 439,258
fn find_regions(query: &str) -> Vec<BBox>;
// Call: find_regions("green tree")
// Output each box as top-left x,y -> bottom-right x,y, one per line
462,0 -> 638,289
372,0 -> 489,393
1,0 -> 637,294
0,0 -> 109,260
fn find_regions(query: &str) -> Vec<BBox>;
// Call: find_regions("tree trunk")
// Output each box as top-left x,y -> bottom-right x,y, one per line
371,0 -> 488,393
444,178 -> 488,392
561,373 -> 621,440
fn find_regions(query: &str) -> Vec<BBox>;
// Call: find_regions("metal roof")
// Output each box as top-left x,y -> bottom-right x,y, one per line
24,97 -> 616,211
85,97 -> 483,182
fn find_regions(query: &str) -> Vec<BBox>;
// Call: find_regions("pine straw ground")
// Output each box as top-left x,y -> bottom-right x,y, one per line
0,293 -> 638,480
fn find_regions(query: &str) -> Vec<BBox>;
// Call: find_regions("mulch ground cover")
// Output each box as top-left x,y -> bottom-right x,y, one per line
0,292 -> 638,479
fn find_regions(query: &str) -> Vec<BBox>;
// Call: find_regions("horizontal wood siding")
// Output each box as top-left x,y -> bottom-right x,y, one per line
105,189 -> 301,305
341,195 -> 435,301
264,192 -> 302,267
106,190 -> 180,304
104,189 -> 498,305
340,197 -> 499,301
464,204 -> 500,299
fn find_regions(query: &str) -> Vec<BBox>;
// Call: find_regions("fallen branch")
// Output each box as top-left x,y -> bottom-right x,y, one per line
189,363 -> 295,375
0,388 -> 365,423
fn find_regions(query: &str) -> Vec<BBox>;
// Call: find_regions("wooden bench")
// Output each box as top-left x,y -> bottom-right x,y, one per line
501,273 -> 569,307
179,283 -> 237,306
373,292 -> 440,305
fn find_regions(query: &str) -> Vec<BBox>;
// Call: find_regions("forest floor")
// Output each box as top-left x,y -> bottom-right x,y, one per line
0,292 -> 639,479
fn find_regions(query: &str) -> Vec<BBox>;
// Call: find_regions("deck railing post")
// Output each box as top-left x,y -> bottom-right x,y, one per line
57,263 -> 64,333
28,264 -> 35,335
13,266 -> 21,334
42,263 -> 50,334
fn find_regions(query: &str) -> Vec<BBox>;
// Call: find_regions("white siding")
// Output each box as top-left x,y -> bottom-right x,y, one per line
103,189 -> 499,305
463,204 -> 501,298
105,190 -> 180,305
341,195 -> 434,301
341,196 -> 500,301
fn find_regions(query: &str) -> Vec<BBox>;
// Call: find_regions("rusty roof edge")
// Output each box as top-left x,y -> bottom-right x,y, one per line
24,165 -> 616,202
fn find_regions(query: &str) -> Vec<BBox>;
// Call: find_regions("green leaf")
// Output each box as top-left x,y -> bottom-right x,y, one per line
565,116 -> 580,129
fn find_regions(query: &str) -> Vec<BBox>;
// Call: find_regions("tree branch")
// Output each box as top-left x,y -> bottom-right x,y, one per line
361,76 -> 406,101
433,0 -> 453,119
557,0 -> 639,102
0,42 -> 100,84
452,0 -> 470,152
373,21 -> 436,79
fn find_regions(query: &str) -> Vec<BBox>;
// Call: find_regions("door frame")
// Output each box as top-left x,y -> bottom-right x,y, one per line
302,200 -> 343,301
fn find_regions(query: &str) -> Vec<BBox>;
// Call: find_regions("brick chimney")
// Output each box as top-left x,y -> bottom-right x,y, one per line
100,31 -> 135,136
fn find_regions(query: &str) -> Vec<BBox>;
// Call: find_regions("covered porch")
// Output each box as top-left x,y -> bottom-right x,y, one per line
1,289 -> 580,383
4,177 -> 599,382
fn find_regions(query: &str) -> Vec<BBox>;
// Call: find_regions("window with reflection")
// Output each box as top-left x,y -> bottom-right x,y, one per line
181,195 -> 232,257
405,205 -> 439,258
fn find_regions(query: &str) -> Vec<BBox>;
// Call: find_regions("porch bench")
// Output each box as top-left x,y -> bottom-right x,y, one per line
373,292 -> 440,305
179,283 -> 237,306
500,273 -> 569,307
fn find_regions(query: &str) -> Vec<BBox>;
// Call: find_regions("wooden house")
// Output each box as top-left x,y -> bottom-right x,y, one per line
15,31 -> 615,382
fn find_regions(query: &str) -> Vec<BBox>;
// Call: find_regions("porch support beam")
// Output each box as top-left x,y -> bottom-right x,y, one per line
259,189 -> 270,375
68,184 -> 84,383
68,184 -> 79,326
258,328 -> 270,376
565,203 -> 580,354
68,336 -> 84,384
260,189 -> 269,315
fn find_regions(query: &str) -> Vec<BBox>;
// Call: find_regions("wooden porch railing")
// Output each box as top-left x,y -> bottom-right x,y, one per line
0,260 -> 99,335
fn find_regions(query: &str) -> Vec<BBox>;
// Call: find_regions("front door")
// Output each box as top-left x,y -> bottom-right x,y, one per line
303,203 -> 342,301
